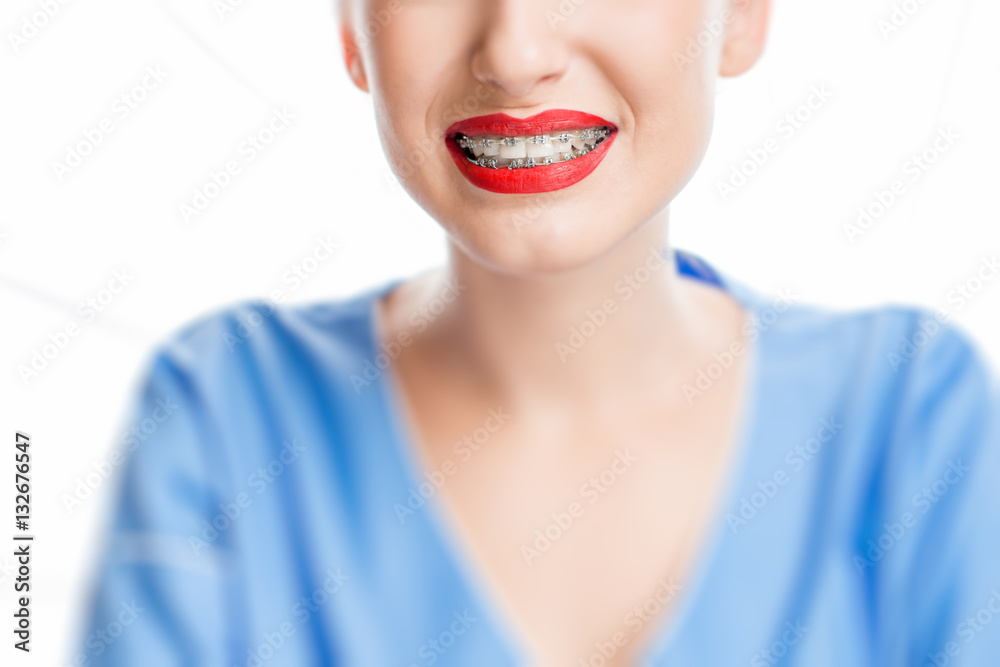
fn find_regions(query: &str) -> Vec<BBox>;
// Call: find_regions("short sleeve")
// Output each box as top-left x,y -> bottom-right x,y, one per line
76,347 -> 241,666
882,321 -> 1000,665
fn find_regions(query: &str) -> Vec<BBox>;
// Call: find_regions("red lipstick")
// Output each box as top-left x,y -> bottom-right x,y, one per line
444,109 -> 618,195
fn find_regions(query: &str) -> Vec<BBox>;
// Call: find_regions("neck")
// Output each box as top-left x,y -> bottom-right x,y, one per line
418,209 -> 738,412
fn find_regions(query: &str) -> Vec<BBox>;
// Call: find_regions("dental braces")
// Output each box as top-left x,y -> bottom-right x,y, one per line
457,127 -> 609,151
458,127 -> 609,169
472,146 -> 595,170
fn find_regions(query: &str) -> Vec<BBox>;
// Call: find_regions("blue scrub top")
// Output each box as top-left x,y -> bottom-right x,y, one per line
77,250 -> 1000,666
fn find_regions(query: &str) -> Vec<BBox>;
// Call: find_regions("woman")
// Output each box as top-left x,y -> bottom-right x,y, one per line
79,0 -> 1000,665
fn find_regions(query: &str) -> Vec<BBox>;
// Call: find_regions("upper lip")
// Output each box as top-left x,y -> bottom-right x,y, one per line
445,109 -> 617,138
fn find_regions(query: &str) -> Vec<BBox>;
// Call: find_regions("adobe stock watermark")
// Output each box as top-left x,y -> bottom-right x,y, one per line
353,0 -> 403,48
673,0 -> 752,72
233,567 -> 350,667
213,0 -> 254,21
511,189 -> 563,233
222,234 -> 342,352
0,556 -> 18,586
521,448 -> 639,565
384,80 -> 502,196
750,619 -> 809,666
945,255 -> 1000,312
179,107 -> 296,224
291,567 -> 350,624
555,246 -> 670,362
393,407 -> 512,525
188,438 -> 307,557
924,588 -> 1000,667
51,65 -> 169,182
406,610 -> 478,667
443,81 -> 500,127
7,0 -> 74,53
578,579 -> 681,667
16,269 -> 135,386
349,278 -> 467,394
726,417 -> 844,534
843,126 -> 959,244
682,289 -> 798,404
716,84 -> 834,202
237,622 -> 296,667
223,300 -> 282,353
384,83 -> 495,197
878,0 -> 935,40
546,0 -> 588,29
57,599 -> 145,666
383,136 -> 436,197
886,254 -> 998,372
62,395 -> 180,512
853,459 -> 970,576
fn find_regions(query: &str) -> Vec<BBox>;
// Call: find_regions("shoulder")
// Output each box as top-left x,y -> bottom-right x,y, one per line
731,275 -> 995,401
137,284 -> 390,394
116,285 -> 396,490
729,275 -> 998,475
181,287 -> 383,357
767,304 -> 1000,655
779,292 -> 999,506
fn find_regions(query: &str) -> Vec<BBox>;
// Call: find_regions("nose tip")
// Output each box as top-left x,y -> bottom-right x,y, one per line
470,4 -> 568,102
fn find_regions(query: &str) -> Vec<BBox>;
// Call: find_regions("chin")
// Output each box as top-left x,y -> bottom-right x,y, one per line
442,208 -> 646,278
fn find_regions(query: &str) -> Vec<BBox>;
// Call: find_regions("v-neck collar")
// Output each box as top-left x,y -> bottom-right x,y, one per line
365,249 -> 769,665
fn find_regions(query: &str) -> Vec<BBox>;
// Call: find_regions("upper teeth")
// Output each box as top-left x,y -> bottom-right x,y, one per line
456,126 -> 610,169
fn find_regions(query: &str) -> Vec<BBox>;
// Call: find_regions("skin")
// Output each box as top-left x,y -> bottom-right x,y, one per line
339,1 -> 771,663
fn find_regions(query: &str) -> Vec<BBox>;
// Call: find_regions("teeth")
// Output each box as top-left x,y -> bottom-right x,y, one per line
455,126 -> 611,169
499,141 -> 527,159
553,133 -> 574,151
525,141 -> 554,159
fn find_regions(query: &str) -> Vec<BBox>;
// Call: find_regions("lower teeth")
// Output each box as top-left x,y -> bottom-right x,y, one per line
456,127 -> 610,170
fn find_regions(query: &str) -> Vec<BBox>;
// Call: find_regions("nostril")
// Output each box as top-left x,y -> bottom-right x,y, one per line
537,72 -> 562,87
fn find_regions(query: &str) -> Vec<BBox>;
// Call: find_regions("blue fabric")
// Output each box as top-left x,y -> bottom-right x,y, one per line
78,250 -> 1000,666
675,248 -> 724,289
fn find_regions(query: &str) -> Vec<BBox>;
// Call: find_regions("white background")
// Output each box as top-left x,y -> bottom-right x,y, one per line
1,0 -> 998,664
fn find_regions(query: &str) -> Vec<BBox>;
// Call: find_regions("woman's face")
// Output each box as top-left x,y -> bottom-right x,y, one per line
342,0 -> 768,274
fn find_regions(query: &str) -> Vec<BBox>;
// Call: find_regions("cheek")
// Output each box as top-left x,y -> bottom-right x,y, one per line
577,1 -> 717,147
365,11 -> 469,187
587,0 -> 717,115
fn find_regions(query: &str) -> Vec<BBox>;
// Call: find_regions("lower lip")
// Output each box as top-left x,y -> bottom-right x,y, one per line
445,130 -> 617,195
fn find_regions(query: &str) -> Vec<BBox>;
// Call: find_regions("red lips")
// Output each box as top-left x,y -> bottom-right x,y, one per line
444,109 -> 617,195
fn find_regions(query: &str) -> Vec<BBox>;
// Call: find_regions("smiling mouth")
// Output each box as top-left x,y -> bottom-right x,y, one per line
444,110 -> 617,194
452,126 -> 612,170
